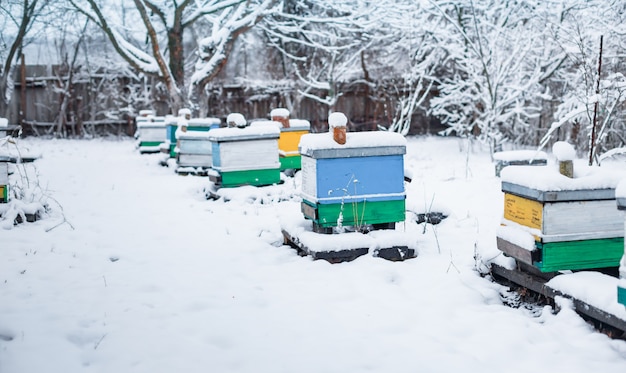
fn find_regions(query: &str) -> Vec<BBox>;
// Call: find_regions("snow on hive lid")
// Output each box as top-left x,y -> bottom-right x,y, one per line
227,113 -> 247,128
501,161 -> 626,194
299,131 -> 406,158
177,130 -> 212,140
208,124 -> 280,142
493,150 -> 547,162
328,112 -> 347,128
0,118 -> 7,127
139,110 -> 155,117
286,119 -> 310,131
188,117 -> 221,127
270,108 -> 290,118
250,120 -> 281,128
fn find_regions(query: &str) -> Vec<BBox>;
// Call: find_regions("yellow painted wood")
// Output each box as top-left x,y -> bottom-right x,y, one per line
279,130 -> 308,154
503,193 -> 543,230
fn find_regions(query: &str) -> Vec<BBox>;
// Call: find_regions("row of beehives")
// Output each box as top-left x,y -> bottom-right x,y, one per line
135,108 -> 311,185
134,109 -> 410,239
493,141 -> 626,310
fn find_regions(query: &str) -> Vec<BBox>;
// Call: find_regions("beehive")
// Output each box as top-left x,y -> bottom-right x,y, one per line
136,116 -> 166,153
208,125 -> 281,187
176,131 -> 214,170
299,131 -> 406,230
497,165 -> 626,272
251,119 -> 311,171
175,118 -> 221,168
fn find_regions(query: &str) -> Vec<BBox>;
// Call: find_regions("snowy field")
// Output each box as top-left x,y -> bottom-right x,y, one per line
1,135 -> 626,372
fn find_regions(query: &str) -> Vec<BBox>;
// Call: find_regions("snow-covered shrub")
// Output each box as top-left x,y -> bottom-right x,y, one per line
0,136 -> 49,229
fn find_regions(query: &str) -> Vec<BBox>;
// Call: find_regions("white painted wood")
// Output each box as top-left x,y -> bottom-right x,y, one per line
178,154 -> 212,168
137,126 -> 166,142
300,156 -> 317,199
0,163 -> 7,184
214,139 -> 279,172
542,199 -> 624,236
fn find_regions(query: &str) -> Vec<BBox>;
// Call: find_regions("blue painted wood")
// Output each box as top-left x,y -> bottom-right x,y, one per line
312,155 -> 404,204
212,142 -> 222,167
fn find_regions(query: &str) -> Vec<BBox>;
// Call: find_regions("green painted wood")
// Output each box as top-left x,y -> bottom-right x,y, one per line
0,184 -> 7,203
535,237 -> 623,272
139,141 -> 163,147
279,155 -> 301,171
302,199 -> 405,228
220,168 -> 281,187
618,285 -> 626,307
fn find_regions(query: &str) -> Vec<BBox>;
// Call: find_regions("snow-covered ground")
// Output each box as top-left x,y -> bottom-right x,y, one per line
1,136 -> 626,373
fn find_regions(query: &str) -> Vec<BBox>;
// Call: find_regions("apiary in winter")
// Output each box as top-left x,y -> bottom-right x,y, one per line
497,152 -> 626,272
135,114 -> 166,154
0,161 -> 8,203
207,125 -> 281,187
298,128 -> 406,232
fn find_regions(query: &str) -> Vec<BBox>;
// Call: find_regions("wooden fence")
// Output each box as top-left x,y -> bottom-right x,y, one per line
4,64 -> 444,137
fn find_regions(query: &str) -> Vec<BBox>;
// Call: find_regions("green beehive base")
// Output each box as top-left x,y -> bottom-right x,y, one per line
219,168 -> 281,188
618,285 -> 626,307
302,199 -> 405,228
279,155 -> 301,171
534,237 -> 623,272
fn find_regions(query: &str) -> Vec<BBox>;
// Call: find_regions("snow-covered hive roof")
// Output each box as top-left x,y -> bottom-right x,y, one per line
251,119 -> 310,131
299,131 -> 406,158
501,162 -> 626,192
0,118 -> 8,128
188,117 -> 221,127
493,150 -> 547,162
208,125 -> 280,142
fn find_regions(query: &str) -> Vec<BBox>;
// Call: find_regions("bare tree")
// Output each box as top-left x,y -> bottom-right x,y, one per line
427,0 -> 568,151
69,0 -> 278,114
0,0 -> 50,118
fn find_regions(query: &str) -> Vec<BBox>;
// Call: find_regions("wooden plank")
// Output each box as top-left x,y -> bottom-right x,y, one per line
490,263 -> 626,335
496,237 -> 537,266
282,229 -> 368,263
